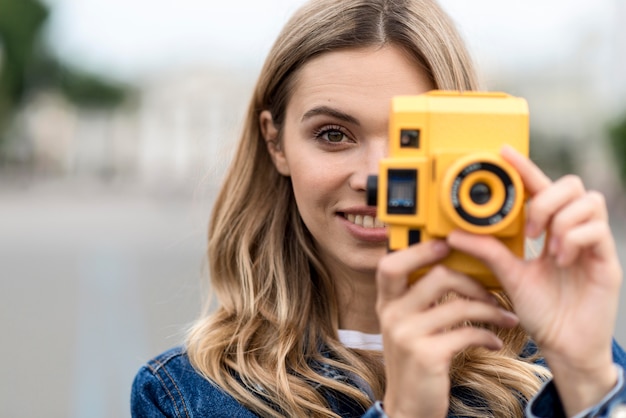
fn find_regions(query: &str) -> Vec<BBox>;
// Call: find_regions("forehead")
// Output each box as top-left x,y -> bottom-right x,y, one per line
288,46 -> 433,116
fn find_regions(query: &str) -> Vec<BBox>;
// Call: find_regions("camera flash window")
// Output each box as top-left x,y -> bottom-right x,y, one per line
400,129 -> 420,148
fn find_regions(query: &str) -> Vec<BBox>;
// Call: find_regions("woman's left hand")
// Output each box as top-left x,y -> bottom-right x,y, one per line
447,145 -> 623,416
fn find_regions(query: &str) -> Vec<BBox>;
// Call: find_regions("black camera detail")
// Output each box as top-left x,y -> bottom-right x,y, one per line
400,129 -> 420,148
366,175 -> 379,206
408,229 -> 422,245
387,169 -> 417,214
469,182 -> 491,205
451,162 -> 516,226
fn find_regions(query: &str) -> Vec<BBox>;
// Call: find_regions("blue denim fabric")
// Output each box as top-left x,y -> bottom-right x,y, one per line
131,347 -> 256,418
131,341 -> 626,417
131,346 -> 367,418
525,340 -> 626,418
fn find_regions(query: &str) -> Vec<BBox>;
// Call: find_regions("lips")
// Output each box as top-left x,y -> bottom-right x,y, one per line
336,208 -> 387,242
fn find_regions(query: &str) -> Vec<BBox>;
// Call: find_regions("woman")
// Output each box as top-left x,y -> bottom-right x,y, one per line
131,0 -> 626,417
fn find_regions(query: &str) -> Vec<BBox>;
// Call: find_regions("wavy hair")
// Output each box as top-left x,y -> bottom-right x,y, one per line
187,1 -> 549,416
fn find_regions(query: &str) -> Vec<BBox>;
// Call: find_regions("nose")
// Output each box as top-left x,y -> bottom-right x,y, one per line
350,138 -> 387,192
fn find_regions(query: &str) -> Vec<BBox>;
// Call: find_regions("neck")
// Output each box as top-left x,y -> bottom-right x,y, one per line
333,268 -> 380,334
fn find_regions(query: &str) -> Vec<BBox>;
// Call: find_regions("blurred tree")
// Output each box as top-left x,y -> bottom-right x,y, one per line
0,0 -> 48,138
608,112 -> 626,189
0,0 -> 128,158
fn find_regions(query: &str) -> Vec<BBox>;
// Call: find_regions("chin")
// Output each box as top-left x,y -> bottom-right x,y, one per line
347,251 -> 386,275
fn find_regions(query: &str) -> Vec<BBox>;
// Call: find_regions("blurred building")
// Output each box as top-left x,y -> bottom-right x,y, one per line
136,68 -> 254,189
17,66 -> 255,191
11,1 -> 626,195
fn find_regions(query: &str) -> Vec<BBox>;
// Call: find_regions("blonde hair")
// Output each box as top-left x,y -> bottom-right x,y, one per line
187,0 -> 549,417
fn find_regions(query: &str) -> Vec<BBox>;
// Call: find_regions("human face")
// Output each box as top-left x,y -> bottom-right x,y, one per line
265,46 -> 433,279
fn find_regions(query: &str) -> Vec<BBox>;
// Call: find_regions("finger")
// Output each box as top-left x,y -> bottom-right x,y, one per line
500,145 -> 551,197
385,325 -> 504,364
548,191 -> 608,256
554,220 -> 618,267
447,230 -> 524,293
526,175 -> 587,238
413,298 -> 519,335
399,265 -> 497,313
376,240 -> 450,305
386,325 -> 504,368
378,266 -> 499,332
431,327 -> 505,354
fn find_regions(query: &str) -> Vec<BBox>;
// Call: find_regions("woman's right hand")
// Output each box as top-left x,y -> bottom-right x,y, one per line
376,240 -> 520,418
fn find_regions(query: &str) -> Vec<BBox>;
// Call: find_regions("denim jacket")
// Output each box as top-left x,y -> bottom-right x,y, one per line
132,341 -> 626,418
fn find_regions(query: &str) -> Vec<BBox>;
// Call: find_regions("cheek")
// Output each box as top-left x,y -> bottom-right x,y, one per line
287,156 -> 348,216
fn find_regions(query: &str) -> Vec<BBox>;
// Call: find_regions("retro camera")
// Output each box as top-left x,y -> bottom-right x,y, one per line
367,91 -> 529,289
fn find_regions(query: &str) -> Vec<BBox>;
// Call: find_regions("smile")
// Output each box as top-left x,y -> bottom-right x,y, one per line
343,213 -> 386,228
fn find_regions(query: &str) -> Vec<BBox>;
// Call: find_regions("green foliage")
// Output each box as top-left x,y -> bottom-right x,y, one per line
0,0 -> 129,155
0,0 -> 48,104
0,0 -> 48,139
608,112 -> 626,188
57,65 -> 128,108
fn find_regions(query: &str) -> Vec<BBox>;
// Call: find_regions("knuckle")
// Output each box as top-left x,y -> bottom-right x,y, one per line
528,197 -> 549,219
377,257 -> 403,279
562,174 -> 585,193
594,220 -> 610,236
378,303 -> 402,328
387,321 -> 416,349
586,189 -> 604,202
428,265 -> 450,279
550,212 -> 568,234
586,190 -> 606,209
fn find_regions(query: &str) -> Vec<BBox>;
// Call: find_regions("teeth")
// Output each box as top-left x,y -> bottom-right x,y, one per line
344,214 -> 385,228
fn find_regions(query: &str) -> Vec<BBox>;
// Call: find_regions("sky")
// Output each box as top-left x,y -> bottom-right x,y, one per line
40,0 -> 617,83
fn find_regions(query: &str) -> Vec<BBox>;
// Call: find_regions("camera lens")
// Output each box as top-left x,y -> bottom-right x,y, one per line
469,182 -> 491,205
444,159 -> 520,229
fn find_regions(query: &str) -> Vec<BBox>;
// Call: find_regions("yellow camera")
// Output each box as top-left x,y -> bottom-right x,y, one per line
366,91 -> 529,289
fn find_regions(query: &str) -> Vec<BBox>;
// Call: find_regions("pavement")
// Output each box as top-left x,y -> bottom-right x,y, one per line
1,177 -> 625,418
0,178 -> 211,418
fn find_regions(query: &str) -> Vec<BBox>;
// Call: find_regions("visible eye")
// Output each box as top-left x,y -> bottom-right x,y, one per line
313,125 -> 352,145
325,130 -> 345,143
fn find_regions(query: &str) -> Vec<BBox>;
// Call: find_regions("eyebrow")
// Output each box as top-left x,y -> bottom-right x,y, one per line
301,106 -> 361,126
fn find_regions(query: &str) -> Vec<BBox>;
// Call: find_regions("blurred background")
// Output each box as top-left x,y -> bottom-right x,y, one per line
1,0 -> 625,417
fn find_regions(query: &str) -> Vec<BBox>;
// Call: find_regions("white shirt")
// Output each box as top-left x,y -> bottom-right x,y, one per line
338,329 -> 383,351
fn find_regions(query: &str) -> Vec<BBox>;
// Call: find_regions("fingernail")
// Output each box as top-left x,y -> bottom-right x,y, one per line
488,338 -> 504,351
488,293 -> 500,306
501,309 -> 519,324
432,240 -> 449,255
